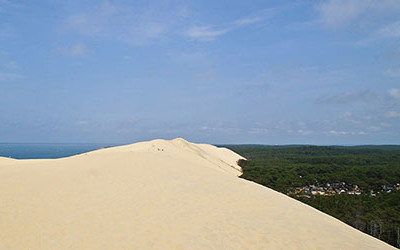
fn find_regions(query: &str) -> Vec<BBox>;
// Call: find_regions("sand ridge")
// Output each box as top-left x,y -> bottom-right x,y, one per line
0,138 -> 395,249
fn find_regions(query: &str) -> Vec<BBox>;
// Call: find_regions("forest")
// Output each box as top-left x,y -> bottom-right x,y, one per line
226,145 -> 400,248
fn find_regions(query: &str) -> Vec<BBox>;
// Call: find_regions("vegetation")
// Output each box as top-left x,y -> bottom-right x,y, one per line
226,145 -> 400,248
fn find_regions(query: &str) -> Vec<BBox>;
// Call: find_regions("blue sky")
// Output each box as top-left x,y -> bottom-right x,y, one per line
1,0 -> 400,144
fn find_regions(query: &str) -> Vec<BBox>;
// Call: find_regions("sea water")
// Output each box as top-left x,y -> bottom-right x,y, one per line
0,143 -> 117,159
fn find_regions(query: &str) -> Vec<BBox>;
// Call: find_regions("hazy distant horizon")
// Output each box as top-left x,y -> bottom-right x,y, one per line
1,140 -> 400,147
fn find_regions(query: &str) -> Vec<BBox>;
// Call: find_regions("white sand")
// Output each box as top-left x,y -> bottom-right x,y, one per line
0,138 -> 395,249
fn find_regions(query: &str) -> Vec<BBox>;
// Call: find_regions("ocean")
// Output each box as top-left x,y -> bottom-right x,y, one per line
0,143 -> 118,159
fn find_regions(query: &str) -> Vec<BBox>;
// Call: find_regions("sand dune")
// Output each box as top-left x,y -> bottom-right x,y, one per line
0,138 -> 394,249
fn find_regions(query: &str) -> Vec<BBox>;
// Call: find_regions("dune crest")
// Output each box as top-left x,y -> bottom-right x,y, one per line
0,138 -> 394,249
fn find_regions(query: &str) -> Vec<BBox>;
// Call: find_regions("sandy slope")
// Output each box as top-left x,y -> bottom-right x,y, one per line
0,138 -> 395,249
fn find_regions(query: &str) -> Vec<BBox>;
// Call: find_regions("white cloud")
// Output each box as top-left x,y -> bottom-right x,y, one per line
389,88 -> 400,100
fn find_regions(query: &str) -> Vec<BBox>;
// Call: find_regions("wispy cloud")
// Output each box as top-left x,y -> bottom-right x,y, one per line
357,20 -> 400,45
316,90 -> 376,105
64,1 -> 125,37
233,17 -> 262,27
0,61 -> 23,82
315,0 -> 400,53
63,1 -> 188,46
384,67 -> 400,78
63,3 -> 274,44
186,26 -> 230,41
186,11 -> 268,41
389,88 -> 400,100
0,0 -> 12,12
317,0 -> 369,28
326,130 -> 366,136
0,22 -> 15,40
376,20 -> 400,39
59,43 -> 89,57
0,72 -> 23,82
316,0 -> 400,28
386,111 -> 400,118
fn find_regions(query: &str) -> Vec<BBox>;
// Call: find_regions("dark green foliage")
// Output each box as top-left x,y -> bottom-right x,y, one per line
229,145 -> 400,193
298,193 -> 400,247
226,145 -> 400,248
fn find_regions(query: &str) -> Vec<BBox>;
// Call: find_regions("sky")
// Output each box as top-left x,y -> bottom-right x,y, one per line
0,0 -> 400,144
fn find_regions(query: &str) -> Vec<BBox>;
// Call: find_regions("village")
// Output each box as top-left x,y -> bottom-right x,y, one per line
287,182 -> 400,198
